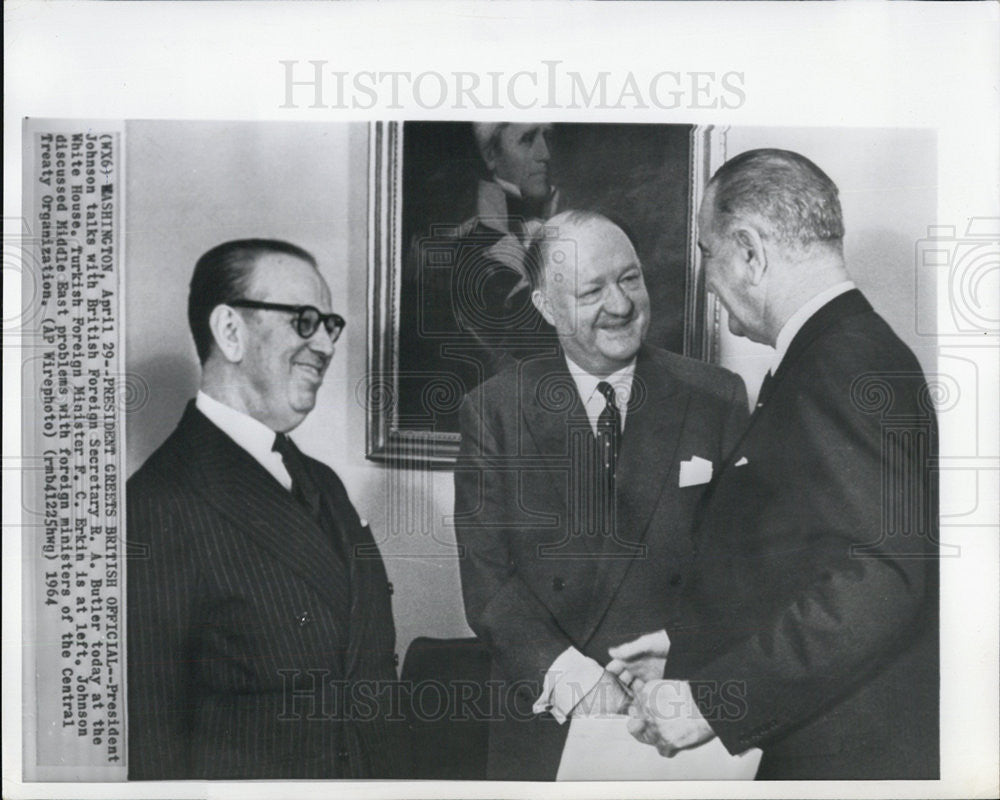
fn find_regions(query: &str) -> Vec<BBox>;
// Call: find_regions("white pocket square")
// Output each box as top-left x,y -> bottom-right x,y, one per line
734,456 -> 749,467
679,455 -> 714,487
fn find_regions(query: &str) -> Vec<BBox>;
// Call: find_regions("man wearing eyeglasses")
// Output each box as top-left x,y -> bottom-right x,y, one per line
126,239 -> 410,779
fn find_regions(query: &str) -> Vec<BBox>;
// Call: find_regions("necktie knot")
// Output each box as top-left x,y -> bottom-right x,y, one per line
272,433 -> 320,514
272,432 -> 292,457
597,381 -> 622,433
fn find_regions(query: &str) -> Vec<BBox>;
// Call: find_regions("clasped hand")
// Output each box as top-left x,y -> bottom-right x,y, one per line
625,678 -> 716,757
604,631 -> 717,757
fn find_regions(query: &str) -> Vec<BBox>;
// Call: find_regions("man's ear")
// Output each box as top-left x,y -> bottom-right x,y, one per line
732,225 -> 768,286
208,304 -> 245,363
531,288 -> 556,328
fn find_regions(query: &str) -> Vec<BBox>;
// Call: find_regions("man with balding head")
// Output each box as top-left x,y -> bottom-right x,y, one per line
127,240 -> 409,779
454,211 -> 748,779
611,149 -> 939,779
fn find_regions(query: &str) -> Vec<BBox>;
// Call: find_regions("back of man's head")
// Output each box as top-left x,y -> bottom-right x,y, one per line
709,148 -> 844,255
188,239 -> 317,364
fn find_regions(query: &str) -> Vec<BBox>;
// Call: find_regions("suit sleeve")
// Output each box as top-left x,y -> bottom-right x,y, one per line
454,393 -> 579,694
126,481 -> 200,779
683,366 -> 936,755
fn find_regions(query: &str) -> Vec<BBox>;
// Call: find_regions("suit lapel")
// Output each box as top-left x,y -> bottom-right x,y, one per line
588,348 -> 689,626
172,403 -> 345,609
521,353 -> 636,566
520,353 -> 590,492
615,348 -> 688,548
768,289 -> 872,408
518,357 -> 627,637
717,289 -> 874,479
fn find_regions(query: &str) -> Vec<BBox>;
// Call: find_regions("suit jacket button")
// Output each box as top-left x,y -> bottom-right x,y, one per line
387,581 -> 394,595
552,577 -> 565,592
669,573 -> 682,587
393,653 -> 400,667
337,749 -> 349,761
297,611 -> 313,627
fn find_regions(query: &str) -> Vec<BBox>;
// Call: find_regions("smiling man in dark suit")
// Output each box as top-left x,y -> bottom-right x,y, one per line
611,149 -> 939,779
127,239 -> 408,779
454,210 -> 748,779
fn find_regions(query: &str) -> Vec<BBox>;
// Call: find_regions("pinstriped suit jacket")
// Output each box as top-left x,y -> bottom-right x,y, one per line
127,402 -> 410,779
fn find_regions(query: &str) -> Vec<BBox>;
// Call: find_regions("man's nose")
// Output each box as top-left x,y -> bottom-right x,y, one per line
308,327 -> 336,358
533,135 -> 550,162
603,283 -> 634,316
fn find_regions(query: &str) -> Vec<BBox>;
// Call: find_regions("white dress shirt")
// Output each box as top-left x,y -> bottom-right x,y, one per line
564,356 -> 635,435
195,390 -> 292,491
485,176 -> 560,247
532,356 -> 636,723
770,281 -> 856,375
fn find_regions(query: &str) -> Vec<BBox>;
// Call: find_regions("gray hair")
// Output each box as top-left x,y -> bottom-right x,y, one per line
471,122 -> 509,164
709,148 -> 844,251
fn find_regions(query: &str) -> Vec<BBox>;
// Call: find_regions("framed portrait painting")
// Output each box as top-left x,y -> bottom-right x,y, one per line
366,121 -> 723,464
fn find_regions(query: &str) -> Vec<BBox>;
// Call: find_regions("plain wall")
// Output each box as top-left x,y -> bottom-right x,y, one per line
125,122 -> 935,661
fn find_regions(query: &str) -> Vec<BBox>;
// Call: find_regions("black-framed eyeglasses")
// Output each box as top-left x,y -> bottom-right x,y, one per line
229,300 -> 346,342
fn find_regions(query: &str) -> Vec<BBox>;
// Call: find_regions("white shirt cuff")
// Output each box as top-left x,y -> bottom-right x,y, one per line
532,647 -> 606,724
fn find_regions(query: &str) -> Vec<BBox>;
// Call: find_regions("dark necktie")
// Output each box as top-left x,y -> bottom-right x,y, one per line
596,380 -> 622,484
273,433 -> 347,562
273,433 -> 321,516
756,370 -> 776,410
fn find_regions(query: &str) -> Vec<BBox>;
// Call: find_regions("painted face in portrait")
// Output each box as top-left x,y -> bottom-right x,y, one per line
488,123 -> 553,202
237,254 -> 336,432
534,216 -> 650,377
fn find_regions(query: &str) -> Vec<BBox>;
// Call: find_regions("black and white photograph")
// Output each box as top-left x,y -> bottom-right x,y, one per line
5,3 -> 999,800
16,117 -> 947,782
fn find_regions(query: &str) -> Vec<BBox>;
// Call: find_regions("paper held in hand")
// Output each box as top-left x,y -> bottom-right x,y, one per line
556,715 -> 762,781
